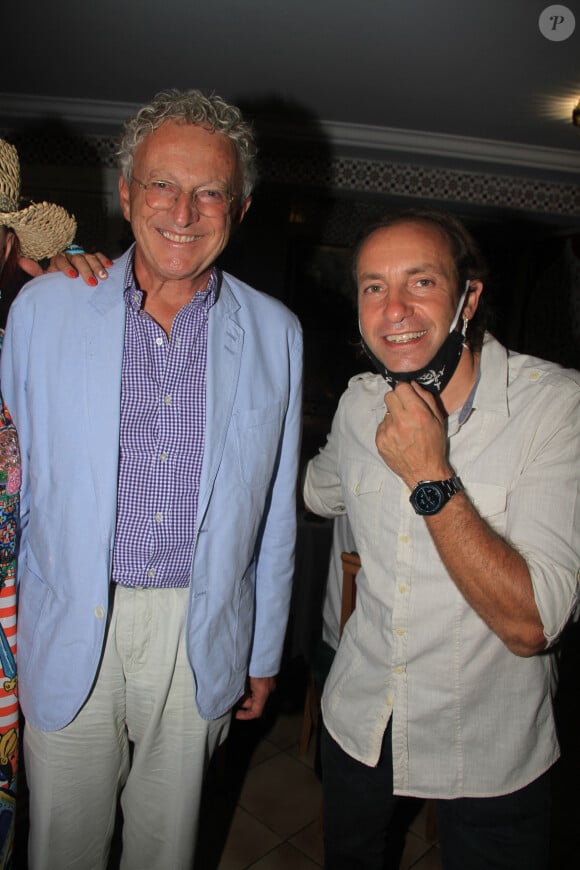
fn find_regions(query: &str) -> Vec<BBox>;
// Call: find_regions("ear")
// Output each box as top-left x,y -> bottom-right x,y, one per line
234,195 -> 252,226
463,280 -> 483,320
118,175 -> 131,222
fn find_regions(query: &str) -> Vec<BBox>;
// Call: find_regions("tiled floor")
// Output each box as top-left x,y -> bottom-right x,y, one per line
195,702 -> 443,870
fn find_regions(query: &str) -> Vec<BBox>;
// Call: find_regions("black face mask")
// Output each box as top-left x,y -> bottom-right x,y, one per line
361,283 -> 469,396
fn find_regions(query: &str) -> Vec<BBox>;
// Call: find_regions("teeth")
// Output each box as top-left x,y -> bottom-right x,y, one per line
386,331 -> 425,344
159,229 -> 200,243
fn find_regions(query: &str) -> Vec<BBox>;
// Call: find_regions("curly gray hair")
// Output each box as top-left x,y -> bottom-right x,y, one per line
118,89 -> 257,199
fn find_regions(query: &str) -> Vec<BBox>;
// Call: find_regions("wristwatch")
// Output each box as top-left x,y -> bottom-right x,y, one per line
409,476 -> 464,516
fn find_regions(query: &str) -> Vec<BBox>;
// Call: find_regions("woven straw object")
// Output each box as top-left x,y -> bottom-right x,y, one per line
0,139 -> 76,260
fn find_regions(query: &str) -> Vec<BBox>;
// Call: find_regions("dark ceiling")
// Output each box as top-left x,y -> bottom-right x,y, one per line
2,0 -> 580,175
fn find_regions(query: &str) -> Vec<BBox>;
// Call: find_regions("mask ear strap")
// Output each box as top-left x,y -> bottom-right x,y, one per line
449,280 -> 471,334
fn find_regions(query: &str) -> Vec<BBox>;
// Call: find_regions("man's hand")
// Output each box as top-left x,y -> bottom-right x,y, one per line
234,676 -> 276,720
375,382 -> 451,488
44,251 -> 113,287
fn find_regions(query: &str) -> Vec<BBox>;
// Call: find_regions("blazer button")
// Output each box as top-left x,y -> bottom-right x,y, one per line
94,606 -> 105,620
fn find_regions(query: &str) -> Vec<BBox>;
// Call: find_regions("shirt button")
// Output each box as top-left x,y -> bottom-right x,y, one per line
164,395 -> 172,405
155,512 -> 163,523
529,370 -> 540,381
159,452 -> 168,462
395,627 -> 406,637
94,606 -> 105,620
155,337 -> 163,346
399,584 -> 408,594
132,293 -> 140,304
400,535 -> 410,544
386,696 -> 393,706
394,666 -> 405,675
147,568 -> 156,578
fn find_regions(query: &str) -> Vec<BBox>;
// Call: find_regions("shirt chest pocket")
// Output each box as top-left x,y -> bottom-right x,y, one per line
464,481 -> 507,534
234,403 -> 284,488
343,461 -> 385,545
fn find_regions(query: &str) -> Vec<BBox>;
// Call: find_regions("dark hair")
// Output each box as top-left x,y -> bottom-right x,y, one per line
0,229 -> 20,289
353,208 -> 491,351
0,230 -> 23,328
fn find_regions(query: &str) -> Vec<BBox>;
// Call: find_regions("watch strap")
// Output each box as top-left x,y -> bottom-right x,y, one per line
438,476 -> 464,500
409,475 -> 464,515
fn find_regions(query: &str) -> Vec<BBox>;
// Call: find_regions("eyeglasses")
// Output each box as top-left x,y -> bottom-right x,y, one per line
131,177 -> 235,216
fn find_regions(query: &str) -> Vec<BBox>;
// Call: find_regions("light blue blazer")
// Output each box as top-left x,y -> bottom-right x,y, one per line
1,248 -> 303,730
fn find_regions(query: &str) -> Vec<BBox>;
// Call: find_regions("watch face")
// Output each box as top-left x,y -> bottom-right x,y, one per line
412,482 -> 444,515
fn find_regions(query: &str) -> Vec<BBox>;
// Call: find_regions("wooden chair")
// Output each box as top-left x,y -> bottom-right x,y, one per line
299,551 -> 360,755
338,551 -> 360,635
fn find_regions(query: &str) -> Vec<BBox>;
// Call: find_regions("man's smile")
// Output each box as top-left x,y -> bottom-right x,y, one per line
384,330 -> 426,344
157,228 -> 202,244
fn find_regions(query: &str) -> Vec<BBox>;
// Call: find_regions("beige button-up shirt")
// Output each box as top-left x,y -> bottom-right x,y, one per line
304,334 -> 580,798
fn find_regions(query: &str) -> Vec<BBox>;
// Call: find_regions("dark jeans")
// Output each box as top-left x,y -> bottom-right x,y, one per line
320,723 -> 551,870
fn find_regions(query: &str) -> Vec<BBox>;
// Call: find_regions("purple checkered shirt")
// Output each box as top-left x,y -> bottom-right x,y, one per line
112,254 -> 217,588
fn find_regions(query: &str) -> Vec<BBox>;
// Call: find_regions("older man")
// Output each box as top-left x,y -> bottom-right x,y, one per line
304,208 -> 580,870
1,89 -> 302,870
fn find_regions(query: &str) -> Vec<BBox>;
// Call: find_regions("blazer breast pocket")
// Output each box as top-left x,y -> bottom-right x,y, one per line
234,403 -> 284,488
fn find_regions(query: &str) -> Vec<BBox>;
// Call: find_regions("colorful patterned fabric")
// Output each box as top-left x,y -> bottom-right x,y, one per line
0,332 -> 19,868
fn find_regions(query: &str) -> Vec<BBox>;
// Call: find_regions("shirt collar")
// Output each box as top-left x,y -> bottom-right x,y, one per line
469,333 -> 510,418
457,366 -> 481,426
449,334 -> 510,434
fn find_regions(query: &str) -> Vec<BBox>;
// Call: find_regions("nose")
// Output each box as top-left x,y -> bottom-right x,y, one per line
381,286 -> 412,323
172,190 -> 200,226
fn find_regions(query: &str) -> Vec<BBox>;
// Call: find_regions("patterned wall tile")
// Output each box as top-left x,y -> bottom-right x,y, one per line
3,128 -> 579,220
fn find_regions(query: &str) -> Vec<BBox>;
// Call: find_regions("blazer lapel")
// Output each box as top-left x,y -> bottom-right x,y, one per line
83,274 -> 126,545
197,275 -> 244,526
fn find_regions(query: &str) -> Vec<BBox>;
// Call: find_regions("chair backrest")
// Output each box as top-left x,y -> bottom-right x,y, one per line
339,551 -> 360,637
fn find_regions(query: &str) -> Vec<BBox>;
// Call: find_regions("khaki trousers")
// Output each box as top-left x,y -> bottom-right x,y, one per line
24,584 -> 230,870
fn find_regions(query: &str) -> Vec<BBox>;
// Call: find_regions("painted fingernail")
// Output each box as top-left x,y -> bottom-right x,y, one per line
68,269 -> 77,277
88,277 -> 98,287
98,269 -> 107,279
